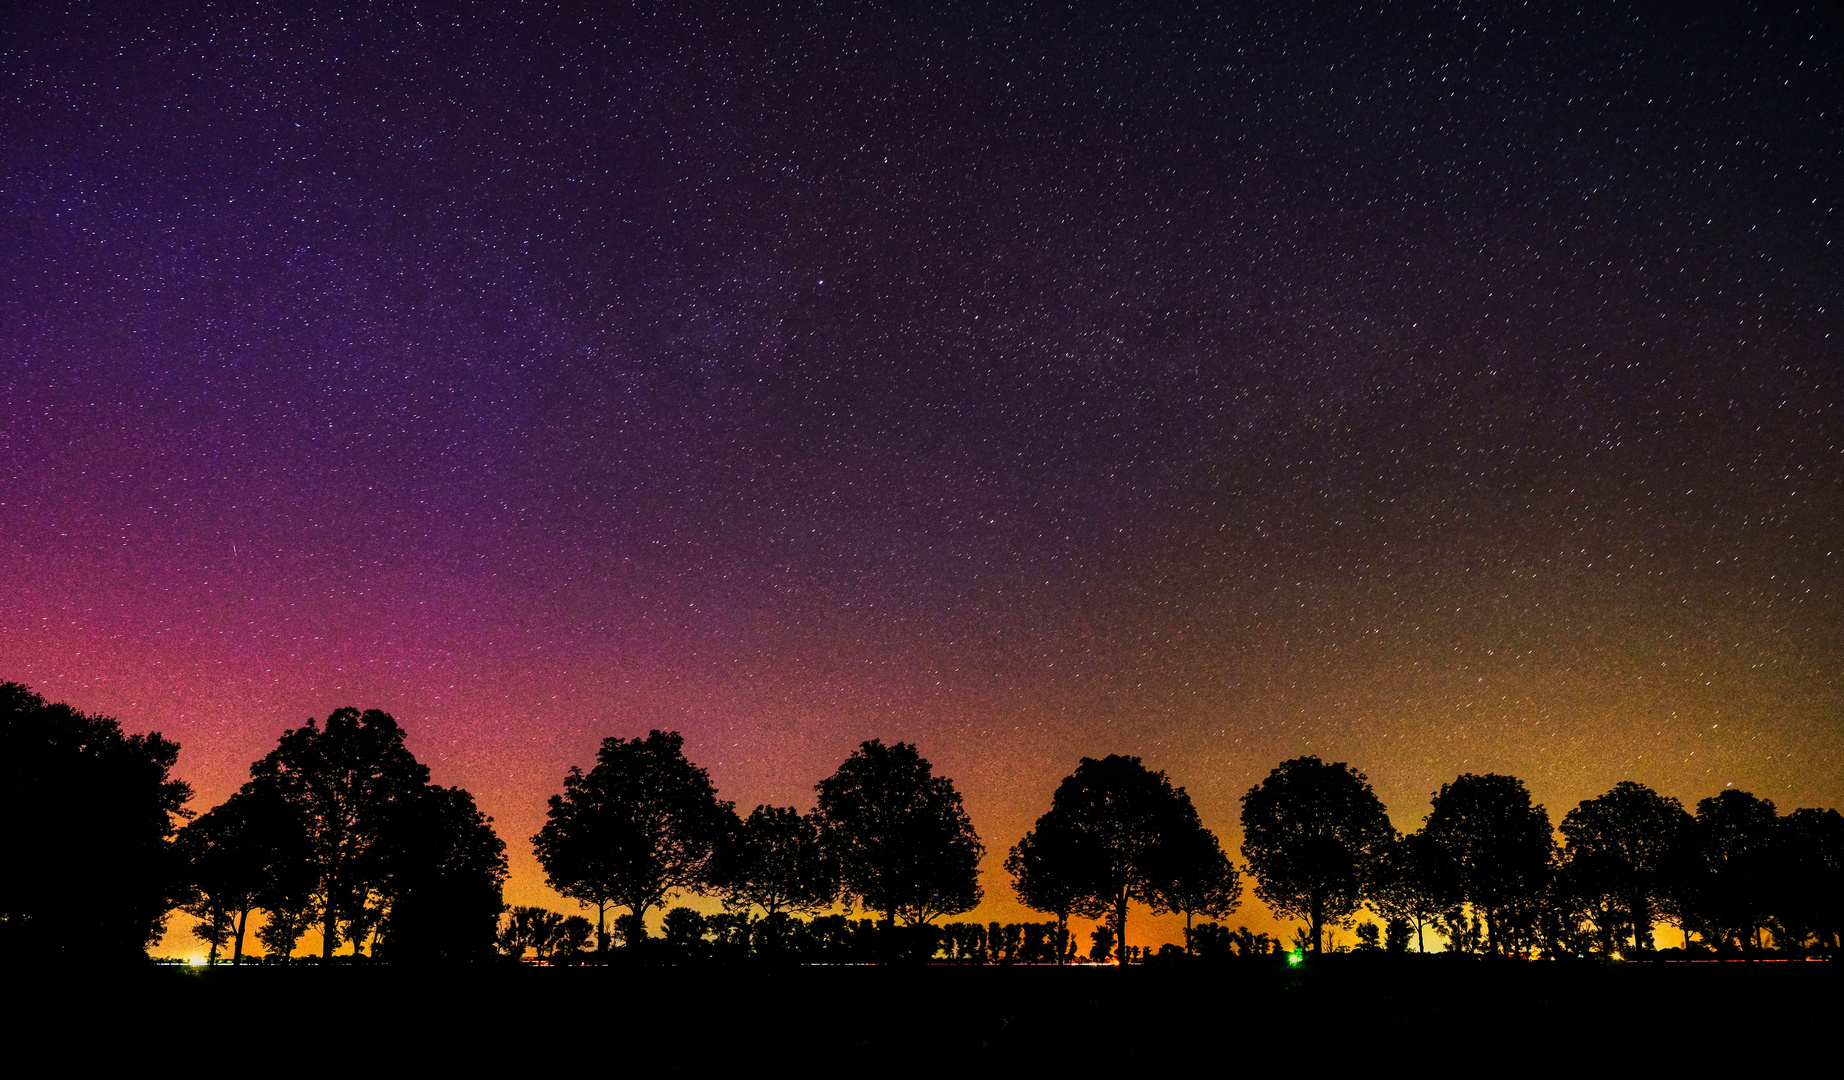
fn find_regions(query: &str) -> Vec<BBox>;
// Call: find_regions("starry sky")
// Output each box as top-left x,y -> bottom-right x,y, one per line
3,3 -> 1839,954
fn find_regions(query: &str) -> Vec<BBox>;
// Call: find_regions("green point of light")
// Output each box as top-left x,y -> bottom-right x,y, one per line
1287,950 -> 1303,966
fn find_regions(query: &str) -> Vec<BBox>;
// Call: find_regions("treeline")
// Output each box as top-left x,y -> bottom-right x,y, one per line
491,908 -> 1284,966
3,684 -> 505,963
1239,759 -> 1844,959
4,682 -> 1840,964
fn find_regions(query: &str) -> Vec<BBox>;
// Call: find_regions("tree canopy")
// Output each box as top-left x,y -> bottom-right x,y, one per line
1366,830 -> 1449,953
1,682 -> 193,961
175,780 -> 315,964
815,740 -> 983,927
532,730 -> 735,948
1009,754 -> 1226,962
1004,815 -> 1090,961
1423,773 -> 1554,954
1559,781 -> 1692,952
1148,823 -> 1243,949
712,805 -> 838,919
1773,808 -> 1844,951
1693,788 -> 1780,952
373,784 -> 508,962
250,707 -> 432,958
1239,756 -> 1393,954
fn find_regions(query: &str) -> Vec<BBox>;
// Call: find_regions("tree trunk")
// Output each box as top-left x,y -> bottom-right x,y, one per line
1310,892 -> 1323,954
595,899 -> 608,954
1631,894 -> 1652,952
1115,891 -> 1129,965
233,907 -> 249,965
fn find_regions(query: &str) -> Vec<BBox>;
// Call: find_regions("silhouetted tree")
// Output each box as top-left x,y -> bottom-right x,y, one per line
1148,822 -> 1243,952
1088,922 -> 1116,962
1553,840 -> 1629,955
256,901 -> 316,961
705,911 -> 752,962
498,907 -> 533,960
1694,788 -> 1779,953
1005,814 -> 1090,963
815,740 -> 984,927
373,784 -> 507,962
527,909 -> 567,960
1239,757 -> 1393,954
176,781 -> 315,964
1423,773 -> 1553,954
1366,831 -> 1449,953
1558,781 -> 1692,953
0,682 -> 192,961
1013,755 -> 1215,965
1019,921 -> 1059,963
662,906 -> 709,959
499,906 -> 581,961
251,708 -> 430,958
1769,808 -> 1844,952
558,914 -> 595,957
532,730 -> 734,949
941,920 -> 985,963
712,805 -> 838,920
1187,922 -> 1232,960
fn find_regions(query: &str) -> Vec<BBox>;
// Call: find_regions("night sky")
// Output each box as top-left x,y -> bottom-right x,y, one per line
4,4 -> 1839,954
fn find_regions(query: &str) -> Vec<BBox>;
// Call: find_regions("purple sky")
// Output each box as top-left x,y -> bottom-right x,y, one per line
3,4 -> 1839,952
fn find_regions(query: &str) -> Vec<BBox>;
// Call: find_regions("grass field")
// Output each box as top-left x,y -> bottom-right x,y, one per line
14,955 -> 1834,1071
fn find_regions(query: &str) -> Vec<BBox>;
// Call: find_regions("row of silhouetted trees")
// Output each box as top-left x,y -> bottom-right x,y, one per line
1235,758 -> 1844,959
5,681 -> 1840,963
3,684 -> 506,963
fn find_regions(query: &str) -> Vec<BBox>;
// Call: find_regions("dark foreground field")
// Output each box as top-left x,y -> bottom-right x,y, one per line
14,956 -> 1836,1071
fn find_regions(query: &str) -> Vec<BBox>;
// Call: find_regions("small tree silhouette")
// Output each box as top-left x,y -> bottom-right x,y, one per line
1367,831 -> 1450,954
711,805 -> 838,921
558,915 -> 594,957
1006,818 -> 1087,963
1148,824 -> 1243,952
1088,923 -> 1116,963
176,781 -> 315,964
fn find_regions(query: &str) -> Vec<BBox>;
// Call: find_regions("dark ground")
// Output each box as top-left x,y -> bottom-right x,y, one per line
12,956 -> 1835,1072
